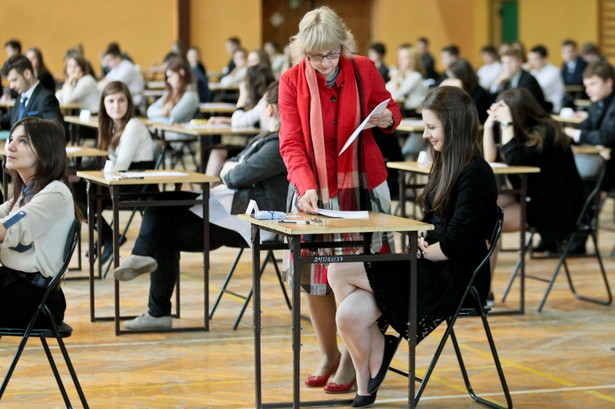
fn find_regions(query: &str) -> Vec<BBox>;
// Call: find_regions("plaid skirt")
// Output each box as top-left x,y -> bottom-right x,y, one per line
282,181 -> 395,295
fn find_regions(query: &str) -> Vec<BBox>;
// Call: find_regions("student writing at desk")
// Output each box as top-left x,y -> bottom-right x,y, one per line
0,118 -> 78,327
279,6 -> 401,395
111,82 -> 288,330
328,86 -> 498,407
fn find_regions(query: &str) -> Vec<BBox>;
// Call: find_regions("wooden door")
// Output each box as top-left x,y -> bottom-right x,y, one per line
262,0 -> 371,56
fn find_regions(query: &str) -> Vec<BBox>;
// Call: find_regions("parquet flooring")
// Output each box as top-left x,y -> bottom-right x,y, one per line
1,200 -> 614,408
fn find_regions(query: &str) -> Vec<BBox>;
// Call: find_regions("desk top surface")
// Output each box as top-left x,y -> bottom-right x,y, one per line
152,123 -> 260,136
238,212 -> 432,235
387,161 -> 540,175
0,146 -> 108,158
65,116 -> 151,128
76,170 -> 218,185
0,100 -> 82,110
198,102 -> 236,113
571,144 -> 611,155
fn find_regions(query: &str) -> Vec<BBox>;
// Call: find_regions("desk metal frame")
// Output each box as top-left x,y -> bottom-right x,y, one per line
244,213 -> 431,408
81,172 -> 212,335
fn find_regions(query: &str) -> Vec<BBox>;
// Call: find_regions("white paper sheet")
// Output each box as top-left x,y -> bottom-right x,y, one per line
338,98 -> 391,156
119,171 -> 189,178
316,209 -> 369,219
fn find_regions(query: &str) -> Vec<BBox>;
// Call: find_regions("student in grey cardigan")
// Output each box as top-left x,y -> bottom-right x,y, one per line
112,82 -> 287,330
146,57 -> 199,125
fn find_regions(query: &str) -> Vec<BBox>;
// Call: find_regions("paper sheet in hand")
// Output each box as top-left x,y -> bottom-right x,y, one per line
338,98 -> 390,156
316,209 -> 369,219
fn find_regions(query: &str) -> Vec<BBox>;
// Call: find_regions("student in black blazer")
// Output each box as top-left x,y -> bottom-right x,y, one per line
564,61 -> 615,190
491,48 -> 552,113
0,55 -> 64,131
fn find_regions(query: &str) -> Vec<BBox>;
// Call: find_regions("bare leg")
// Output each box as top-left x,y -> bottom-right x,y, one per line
490,196 -> 521,276
328,262 -> 383,396
205,149 -> 228,184
304,293 -> 342,378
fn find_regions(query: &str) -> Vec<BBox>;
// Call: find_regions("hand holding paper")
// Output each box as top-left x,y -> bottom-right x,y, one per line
339,98 -> 391,156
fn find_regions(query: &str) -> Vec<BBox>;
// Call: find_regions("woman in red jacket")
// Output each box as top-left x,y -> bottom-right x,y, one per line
278,6 -> 402,395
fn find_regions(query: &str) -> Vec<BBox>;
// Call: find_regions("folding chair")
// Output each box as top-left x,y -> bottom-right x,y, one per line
209,239 -> 292,329
390,206 -> 513,409
501,154 -> 612,311
0,219 -> 89,408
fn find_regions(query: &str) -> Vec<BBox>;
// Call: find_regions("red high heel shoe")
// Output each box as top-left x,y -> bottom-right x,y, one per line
324,377 -> 357,394
304,358 -> 340,387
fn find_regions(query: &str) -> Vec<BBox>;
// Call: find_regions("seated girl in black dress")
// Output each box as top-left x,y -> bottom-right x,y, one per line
328,86 -> 498,408
483,87 -> 584,256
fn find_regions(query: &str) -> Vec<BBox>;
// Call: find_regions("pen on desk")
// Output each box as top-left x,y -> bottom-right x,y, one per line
279,220 -> 310,225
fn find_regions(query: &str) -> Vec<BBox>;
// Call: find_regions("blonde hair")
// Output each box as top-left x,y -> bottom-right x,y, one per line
399,45 -> 425,76
289,6 -> 357,62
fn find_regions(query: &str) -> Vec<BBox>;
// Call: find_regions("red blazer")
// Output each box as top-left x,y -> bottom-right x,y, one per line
279,55 -> 402,197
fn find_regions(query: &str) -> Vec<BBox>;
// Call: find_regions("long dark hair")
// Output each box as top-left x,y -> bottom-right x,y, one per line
163,57 -> 193,107
98,81 -> 135,151
8,118 -> 69,205
496,88 -> 569,151
448,58 -> 479,93
245,64 -> 275,110
418,86 -> 481,217
26,47 -> 49,75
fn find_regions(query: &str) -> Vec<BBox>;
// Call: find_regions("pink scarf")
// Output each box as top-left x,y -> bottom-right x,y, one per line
296,56 -> 364,208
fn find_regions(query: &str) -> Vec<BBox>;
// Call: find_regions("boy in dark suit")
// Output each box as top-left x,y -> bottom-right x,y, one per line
0,55 -> 64,130
565,61 -> 615,190
490,48 -> 552,113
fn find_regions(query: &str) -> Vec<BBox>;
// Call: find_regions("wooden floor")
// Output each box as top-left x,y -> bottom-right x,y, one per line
1,201 -> 615,409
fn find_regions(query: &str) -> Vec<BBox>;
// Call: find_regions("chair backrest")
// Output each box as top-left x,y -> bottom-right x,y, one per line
39,219 -> 81,306
459,205 -> 504,311
153,138 -> 165,170
573,153 -> 606,226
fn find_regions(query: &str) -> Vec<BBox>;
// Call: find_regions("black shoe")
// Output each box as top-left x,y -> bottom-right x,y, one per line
367,334 -> 400,394
533,240 -> 557,253
351,392 -> 377,408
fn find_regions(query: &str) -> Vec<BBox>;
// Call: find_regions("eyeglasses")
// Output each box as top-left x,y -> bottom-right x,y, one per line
305,49 -> 343,62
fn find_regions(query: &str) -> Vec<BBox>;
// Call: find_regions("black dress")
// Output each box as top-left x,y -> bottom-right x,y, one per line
500,125 -> 584,244
366,155 -> 498,342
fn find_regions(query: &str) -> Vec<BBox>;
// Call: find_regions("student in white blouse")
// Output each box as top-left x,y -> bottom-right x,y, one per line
527,45 -> 565,113
0,117 -> 76,327
74,81 -> 155,264
386,45 -> 427,116
56,54 -> 101,114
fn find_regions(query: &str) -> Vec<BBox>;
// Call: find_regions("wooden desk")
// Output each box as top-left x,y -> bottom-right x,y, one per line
387,161 -> 540,315
152,123 -> 260,172
198,102 -> 236,115
239,212 -> 432,409
396,118 -> 425,133
77,169 -> 219,335
552,113 -> 587,125
64,116 -> 151,145
572,144 -> 611,156
0,100 -> 82,115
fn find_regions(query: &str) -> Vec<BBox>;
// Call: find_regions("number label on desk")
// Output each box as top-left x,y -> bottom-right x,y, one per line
314,256 -> 344,263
